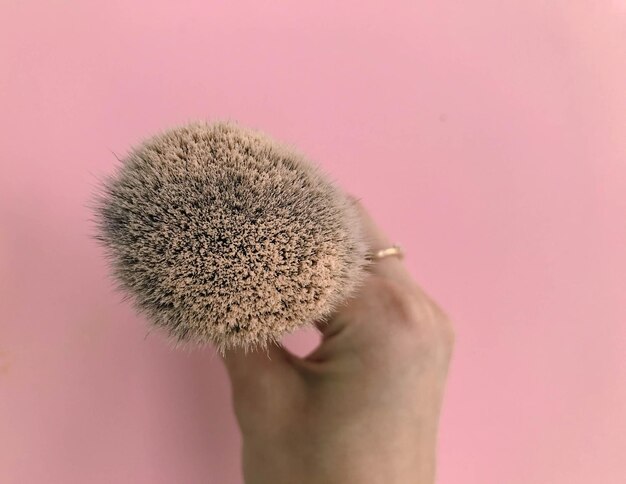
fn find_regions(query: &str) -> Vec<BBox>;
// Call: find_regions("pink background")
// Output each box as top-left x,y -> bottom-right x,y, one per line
1,1 -> 624,483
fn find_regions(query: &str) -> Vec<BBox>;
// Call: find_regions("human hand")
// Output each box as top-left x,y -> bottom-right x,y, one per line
222,199 -> 455,484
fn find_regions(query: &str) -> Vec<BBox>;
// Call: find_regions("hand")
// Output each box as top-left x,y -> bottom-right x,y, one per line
222,200 -> 455,484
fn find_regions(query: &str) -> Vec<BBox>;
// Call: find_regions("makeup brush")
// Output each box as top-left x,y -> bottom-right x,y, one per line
94,121 -> 368,351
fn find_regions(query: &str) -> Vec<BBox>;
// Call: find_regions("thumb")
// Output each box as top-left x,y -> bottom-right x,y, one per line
220,342 -> 294,396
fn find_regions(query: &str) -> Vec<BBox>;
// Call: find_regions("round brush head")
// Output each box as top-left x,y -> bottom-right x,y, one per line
95,121 -> 368,350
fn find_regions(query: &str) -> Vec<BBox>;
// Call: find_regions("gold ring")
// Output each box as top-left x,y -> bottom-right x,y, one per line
367,244 -> 404,261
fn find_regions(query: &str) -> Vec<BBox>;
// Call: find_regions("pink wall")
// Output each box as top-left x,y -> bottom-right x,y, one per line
1,1 -> 624,483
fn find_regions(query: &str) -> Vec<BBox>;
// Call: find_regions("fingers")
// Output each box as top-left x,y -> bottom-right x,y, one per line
308,197 -> 452,361
355,197 -> 453,318
352,197 -> 445,307
313,196 -> 417,343
350,197 -> 415,290
353,196 -> 454,345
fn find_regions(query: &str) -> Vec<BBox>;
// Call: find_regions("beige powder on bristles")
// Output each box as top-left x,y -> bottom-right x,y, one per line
95,121 -> 368,351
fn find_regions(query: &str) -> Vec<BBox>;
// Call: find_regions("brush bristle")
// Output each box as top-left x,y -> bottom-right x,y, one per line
94,121 -> 367,350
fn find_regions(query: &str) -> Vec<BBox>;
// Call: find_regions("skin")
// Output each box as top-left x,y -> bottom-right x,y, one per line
222,200 -> 455,484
